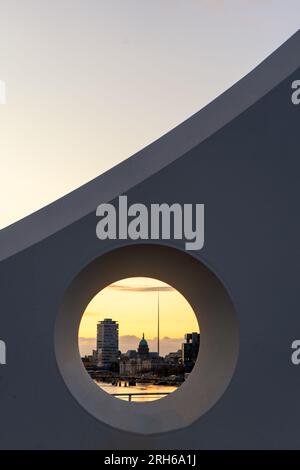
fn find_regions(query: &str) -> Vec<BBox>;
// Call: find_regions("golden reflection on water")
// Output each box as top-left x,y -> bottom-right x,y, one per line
95,380 -> 178,402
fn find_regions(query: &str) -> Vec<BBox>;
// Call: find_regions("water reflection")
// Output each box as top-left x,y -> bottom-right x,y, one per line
95,380 -> 178,402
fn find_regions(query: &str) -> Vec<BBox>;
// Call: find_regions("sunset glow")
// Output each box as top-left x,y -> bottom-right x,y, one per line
78,277 -> 199,357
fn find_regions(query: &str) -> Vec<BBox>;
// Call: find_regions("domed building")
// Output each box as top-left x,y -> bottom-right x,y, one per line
138,333 -> 149,358
119,333 -> 164,376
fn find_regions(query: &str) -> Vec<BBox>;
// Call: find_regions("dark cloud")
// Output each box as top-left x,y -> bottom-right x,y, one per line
108,283 -> 174,293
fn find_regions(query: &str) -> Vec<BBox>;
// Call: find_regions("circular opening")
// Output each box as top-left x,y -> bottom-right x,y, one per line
55,243 -> 239,435
79,277 -> 200,402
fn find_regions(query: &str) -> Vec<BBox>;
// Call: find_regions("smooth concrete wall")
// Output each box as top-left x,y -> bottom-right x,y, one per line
55,244 -> 239,435
0,31 -> 299,261
0,36 -> 299,448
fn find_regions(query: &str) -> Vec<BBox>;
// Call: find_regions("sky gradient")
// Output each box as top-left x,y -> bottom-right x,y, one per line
78,277 -> 199,357
0,1 -> 299,229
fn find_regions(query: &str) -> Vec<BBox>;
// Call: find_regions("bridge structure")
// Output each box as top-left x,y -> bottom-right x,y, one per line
0,31 -> 299,449
112,392 -> 171,402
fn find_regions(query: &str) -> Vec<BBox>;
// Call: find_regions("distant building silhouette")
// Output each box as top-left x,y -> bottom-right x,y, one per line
138,333 -> 149,358
120,334 -> 163,376
182,332 -> 200,370
97,318 -> 119,369
165,349 -> 182,366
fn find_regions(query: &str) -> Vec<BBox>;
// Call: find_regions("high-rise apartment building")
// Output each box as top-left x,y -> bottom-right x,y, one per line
97,318 -> 119,369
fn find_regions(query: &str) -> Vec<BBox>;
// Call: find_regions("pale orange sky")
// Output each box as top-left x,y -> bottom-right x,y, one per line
78,277 -> 199,357
1,2 -> 299,229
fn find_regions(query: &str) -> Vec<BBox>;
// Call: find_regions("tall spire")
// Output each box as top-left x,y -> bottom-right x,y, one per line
157,290 -> 160,356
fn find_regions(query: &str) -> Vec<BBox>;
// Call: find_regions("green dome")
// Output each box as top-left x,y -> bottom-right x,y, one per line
138,333 -> 149,356
139,333 -> 148,348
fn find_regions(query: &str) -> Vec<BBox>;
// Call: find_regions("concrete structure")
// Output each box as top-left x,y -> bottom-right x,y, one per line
0,32 -> 299,448
97,319 -> 119,369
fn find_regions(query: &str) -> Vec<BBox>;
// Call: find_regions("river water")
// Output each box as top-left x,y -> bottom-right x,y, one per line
94,380 -> 178,402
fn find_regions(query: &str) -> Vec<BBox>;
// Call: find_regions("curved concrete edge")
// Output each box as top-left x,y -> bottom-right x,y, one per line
0,30 -> 299,261
55,244 -> 239,435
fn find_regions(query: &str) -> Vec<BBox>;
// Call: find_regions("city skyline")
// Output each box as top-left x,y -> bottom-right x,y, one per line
83,315 -> 200,387
78,277 -> 199,357
84,315 -> 200,401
